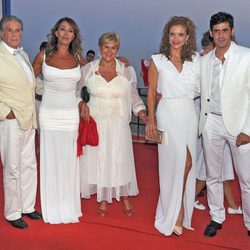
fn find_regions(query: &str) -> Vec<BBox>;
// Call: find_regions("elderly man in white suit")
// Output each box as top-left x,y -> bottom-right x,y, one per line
0,15 -> 42,229
199,12 -> 250,237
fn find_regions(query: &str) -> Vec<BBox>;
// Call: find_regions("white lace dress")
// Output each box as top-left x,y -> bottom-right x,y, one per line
79,59 -> 145,203
39,61 -> 82,224
152,54 -> 200,236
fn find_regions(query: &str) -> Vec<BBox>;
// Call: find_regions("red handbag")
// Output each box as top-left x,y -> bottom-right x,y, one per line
77,116 -> 99,157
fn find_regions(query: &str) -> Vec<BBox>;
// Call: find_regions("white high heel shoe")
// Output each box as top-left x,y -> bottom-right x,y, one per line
173,225 -> 183,236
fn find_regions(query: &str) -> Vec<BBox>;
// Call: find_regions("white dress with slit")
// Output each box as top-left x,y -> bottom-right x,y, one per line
152,54 -> 200,236
39,61 -> 82,224
79,59 -> 145,203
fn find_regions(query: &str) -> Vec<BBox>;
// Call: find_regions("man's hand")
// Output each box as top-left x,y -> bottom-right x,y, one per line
236,132 -> 250,147
116,56 -> 130,67
6,110 -> 15,119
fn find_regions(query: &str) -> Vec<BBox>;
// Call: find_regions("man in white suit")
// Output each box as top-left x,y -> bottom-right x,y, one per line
199,12 -> 250,237
0,15 -> 42,229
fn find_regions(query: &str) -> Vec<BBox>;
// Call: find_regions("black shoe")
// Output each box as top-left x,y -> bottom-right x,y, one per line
22,211 -> 42,220
204,220 -> 222,237
8,218 -> 28,229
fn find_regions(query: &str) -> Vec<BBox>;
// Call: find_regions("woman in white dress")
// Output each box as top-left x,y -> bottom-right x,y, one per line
32,17 -> 86,224
146,16 -> 200,236
79,32 -> 147,216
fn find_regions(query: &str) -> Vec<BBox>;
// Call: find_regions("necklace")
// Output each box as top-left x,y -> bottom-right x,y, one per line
100,59 -> 115,68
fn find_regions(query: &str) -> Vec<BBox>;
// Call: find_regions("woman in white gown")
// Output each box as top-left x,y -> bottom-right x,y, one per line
79,32 -> 147,216
146,16 -> 200,236
32,17 -> 86,224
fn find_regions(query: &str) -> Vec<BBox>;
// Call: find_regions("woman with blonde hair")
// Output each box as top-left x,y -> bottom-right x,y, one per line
146,16 -> 200,236
79,32 -> 146,216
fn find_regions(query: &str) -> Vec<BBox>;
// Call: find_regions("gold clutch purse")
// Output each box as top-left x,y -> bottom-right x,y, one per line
145,130 -> 166,144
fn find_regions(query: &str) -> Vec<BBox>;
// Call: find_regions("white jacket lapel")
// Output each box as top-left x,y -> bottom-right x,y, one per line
221,42 -> 237,91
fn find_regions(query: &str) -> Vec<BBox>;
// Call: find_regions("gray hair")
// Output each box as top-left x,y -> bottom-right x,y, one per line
0,15 -> 23,32
98,32 -> 120,50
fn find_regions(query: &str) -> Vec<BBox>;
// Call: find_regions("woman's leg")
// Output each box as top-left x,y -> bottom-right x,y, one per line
175,147 -> 192,228
195,180 -> 206,197
122,196 -> 135,216
194,180 -> 206,210
224,180 -> 239,210
97,200 -> 108,216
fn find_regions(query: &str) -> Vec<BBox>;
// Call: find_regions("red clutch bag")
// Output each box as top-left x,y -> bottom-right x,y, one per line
77,116 -> 99,157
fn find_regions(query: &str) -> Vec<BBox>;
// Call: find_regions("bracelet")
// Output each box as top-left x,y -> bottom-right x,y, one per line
140,113 -> 146,119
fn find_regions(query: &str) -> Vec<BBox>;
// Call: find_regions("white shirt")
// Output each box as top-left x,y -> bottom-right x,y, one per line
210,48 -> 230,115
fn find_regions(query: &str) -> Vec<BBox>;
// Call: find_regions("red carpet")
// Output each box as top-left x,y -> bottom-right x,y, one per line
0,142 -> 249,249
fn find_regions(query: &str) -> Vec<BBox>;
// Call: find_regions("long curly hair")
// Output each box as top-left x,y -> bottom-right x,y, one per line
45,17 -> 83,58
159,16 -> 196,63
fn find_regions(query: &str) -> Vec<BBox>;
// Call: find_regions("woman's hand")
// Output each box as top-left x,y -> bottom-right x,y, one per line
146,117 -> 157,139
137,110 -> 147,123
155,92 -> 162,104
79,101 -> 90,122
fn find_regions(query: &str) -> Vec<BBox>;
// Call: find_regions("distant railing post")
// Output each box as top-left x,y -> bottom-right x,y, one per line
2,0 -> 11,16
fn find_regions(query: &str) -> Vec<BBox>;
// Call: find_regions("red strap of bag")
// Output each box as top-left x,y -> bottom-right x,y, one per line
77,116 -> 99,157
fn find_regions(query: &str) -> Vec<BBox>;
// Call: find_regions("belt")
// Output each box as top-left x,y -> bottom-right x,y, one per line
210,112 -> 222,116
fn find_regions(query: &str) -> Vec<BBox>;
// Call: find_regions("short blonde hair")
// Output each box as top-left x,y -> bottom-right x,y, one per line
98,32 -> 120,50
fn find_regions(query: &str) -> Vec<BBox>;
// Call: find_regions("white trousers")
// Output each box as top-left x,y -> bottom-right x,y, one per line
0,119 -> 37,220
202,114 -> 250,230
196,137 -> 234,181
194,98 -> 234,181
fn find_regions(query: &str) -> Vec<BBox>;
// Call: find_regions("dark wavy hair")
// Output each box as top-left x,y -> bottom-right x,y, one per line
201,31 -> 213,47
210,12 -> 234,30
159,16 -> 196,63
45,17 -> 83,58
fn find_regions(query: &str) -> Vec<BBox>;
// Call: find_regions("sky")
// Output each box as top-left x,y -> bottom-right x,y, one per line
10,0 -> 250,86
0,2 -> 2,19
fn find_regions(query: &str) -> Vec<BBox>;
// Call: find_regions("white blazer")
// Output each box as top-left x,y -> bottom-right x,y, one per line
199,42 -> 250,137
